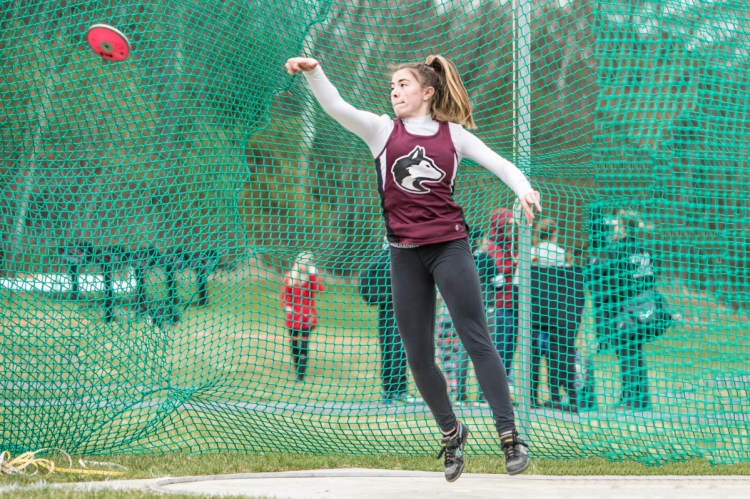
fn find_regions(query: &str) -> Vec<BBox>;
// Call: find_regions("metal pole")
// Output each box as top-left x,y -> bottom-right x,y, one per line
513,0 -> 533,419
515,202 -> 533,412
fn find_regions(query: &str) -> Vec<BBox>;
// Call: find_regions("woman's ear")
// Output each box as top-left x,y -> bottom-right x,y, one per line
423,86 -> 436,101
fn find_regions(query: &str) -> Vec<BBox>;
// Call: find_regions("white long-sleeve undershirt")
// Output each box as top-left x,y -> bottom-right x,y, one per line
301,66 -> 534,199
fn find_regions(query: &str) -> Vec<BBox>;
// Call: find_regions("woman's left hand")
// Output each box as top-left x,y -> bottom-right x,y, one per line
519,190 -> 542,224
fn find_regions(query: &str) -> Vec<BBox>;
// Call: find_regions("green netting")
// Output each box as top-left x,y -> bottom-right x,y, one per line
1,0 -> 749,465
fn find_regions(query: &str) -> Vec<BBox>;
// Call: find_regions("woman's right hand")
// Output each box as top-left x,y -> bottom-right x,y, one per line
519,190 -> 542,225
285,57 -> 319,75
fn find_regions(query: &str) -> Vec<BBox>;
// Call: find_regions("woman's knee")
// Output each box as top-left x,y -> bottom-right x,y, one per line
407,357 -> 438,379
462,340 -> 497,362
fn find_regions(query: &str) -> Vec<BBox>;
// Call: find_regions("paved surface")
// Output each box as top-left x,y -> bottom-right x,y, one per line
36,469 -> 750,498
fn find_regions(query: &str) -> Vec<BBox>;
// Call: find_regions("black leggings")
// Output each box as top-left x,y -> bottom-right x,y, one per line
288,329 -> 311,378
616,339 -> 649,405
378,314 -> 408,396
530,325 -> 578,407
390,238 -> 516,436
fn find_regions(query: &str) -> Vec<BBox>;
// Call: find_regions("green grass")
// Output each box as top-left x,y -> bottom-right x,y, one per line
2,265 -> 750,466
0,492 -> 189,499
3,451 -> 750,485
51,452 -> 750,477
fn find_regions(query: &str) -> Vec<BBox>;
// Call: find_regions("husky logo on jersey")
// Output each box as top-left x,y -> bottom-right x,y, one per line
391,146 -> 445,194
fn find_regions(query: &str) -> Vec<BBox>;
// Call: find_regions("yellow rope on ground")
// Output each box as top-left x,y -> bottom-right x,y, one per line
0,449 -> 127,476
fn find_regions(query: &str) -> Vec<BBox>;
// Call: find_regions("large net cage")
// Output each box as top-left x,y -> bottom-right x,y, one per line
1,0 -> 749,464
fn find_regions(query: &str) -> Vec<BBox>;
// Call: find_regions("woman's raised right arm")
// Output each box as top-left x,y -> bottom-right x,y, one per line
285,57 -> 391,153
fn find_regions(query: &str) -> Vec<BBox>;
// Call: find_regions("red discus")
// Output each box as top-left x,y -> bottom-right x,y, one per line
86,24 -> 131,62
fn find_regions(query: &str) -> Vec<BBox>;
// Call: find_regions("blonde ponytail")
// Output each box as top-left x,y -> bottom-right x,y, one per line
425,55 -> 476,129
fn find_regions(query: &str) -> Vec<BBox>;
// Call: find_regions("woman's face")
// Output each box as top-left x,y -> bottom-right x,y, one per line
390,69 -> 434,119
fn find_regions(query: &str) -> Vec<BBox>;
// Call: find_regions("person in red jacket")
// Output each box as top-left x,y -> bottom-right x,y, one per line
280,252 -> 325,382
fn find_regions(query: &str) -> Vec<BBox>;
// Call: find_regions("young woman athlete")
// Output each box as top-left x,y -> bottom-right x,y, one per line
285,54 -> 542,480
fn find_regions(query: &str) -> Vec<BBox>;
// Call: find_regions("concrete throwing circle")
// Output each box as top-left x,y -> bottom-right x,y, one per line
152,469 -> 750,499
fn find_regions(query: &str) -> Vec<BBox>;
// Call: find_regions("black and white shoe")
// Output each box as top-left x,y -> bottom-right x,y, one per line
501,429 -> 530,475
437,422 -> 469,482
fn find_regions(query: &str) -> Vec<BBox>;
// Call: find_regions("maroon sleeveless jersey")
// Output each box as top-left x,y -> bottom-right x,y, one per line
374,119 -> 468,246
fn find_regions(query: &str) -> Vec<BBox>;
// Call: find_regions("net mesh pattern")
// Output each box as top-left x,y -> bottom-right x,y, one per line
1,0 -> 749,464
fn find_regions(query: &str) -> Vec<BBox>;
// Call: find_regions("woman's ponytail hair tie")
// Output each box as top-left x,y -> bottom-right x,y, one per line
426,55 -> 443,73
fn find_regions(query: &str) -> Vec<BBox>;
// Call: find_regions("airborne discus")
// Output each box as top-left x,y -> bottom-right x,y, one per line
86,24 -> 131,62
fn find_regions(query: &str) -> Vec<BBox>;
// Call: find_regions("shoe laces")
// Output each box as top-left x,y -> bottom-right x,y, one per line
437,442 -> 458,465
437,428 -> 462,464
501,431 -> 528,460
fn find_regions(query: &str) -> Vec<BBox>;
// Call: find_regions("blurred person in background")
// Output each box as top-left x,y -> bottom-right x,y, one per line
588,210 -> 676,410
280,252 -> 325,382
359,237 -> 412,405
486,208 -> 519,385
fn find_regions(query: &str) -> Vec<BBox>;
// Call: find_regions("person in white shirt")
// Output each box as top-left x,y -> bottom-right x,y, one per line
532,218 -> 568,267
529,218 -> 580,411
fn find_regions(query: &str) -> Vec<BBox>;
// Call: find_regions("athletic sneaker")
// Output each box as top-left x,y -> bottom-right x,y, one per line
501,429 -> 530,475
437,422 -> 469,482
